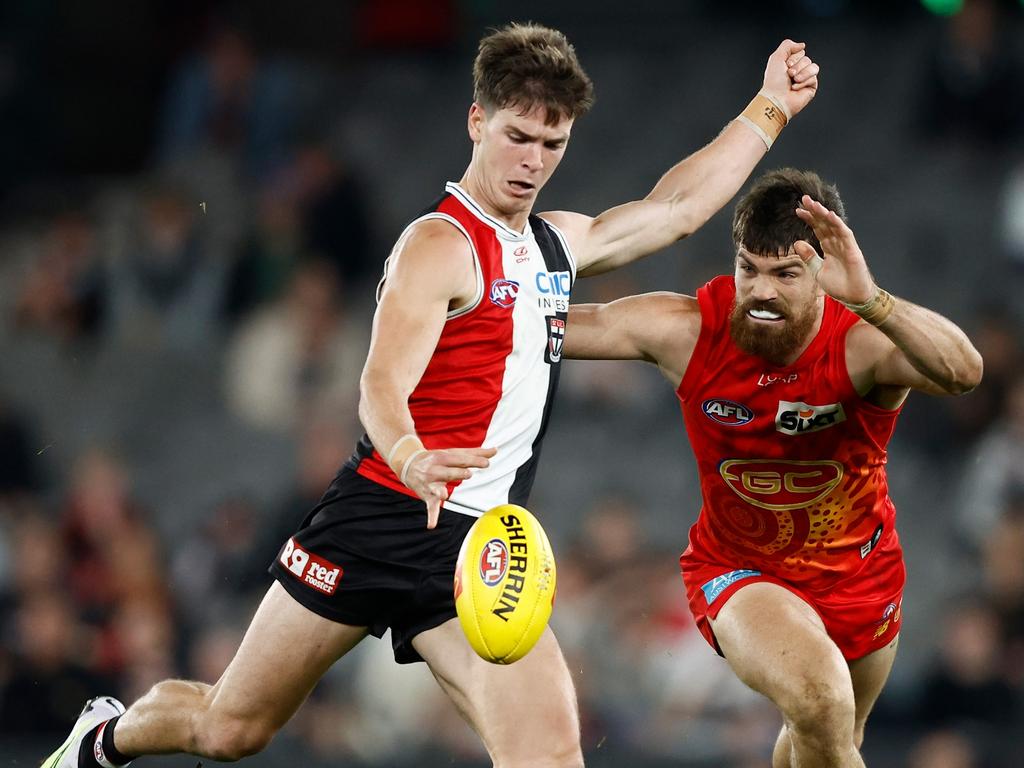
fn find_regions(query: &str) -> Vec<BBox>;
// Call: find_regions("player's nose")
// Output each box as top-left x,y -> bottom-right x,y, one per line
521,142 -> 543,170
749,275 -> 778,301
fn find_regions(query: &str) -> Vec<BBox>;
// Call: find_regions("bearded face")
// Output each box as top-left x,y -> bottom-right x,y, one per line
729,250 -> 821,366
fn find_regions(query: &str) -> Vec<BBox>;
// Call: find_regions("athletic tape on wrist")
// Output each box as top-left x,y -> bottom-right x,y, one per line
386,433 -> 421,468
843,286 -> 896,326
738,91 -> 789,149
399,449 -> 427,486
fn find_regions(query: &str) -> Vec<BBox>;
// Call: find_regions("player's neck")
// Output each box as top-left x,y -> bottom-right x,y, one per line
458,170 -> 531,233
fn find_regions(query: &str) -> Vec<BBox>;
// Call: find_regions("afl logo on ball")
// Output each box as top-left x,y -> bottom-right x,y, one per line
479,538 -> 509,586
489,279 -> 519,308
702,398 -> 754,426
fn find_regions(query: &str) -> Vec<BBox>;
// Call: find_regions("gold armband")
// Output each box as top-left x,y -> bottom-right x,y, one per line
843,287 -> 896,326
737,91 -> 790,149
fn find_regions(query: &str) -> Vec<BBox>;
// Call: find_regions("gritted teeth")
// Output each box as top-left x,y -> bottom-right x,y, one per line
749,308 -> 783,320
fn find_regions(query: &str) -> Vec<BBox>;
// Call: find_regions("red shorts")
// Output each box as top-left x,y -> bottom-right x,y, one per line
680,530 -> 906,661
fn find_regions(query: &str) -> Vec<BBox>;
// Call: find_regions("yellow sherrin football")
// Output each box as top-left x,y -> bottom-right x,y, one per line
454,504 -> 556,664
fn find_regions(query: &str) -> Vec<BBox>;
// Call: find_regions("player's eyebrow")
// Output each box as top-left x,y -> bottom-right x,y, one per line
737,252 -> 804,272
508,126 -> 570,144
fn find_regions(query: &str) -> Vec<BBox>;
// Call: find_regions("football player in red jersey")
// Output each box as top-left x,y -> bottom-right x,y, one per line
564,168 -> 983,767
44,28 -> 822,768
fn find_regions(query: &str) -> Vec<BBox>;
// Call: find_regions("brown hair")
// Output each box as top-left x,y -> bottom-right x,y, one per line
732,168 -> 846,257
473,23 -> 594,125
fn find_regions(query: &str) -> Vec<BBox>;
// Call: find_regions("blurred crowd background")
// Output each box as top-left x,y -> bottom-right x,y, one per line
1,0 -> 1024,766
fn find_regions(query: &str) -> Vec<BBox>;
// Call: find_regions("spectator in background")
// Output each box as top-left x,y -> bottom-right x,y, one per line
14,210 -> 106,345
946,307 -> 1024,446
957,376 -> 1024,548
902,305 -> 1023,463
224,260 -> 364,432
916,0 -> 1024,147
223,184 -> 306,323
170,494 -> 269,628
980,486 -> 1024,674
103,597 -> 177,704
223,140 -> 374,322
906,730 -> 980,768
156,22 -> 300,180
260,416 -> 355,559
0,395 -> 40,497
1002,153 -> 1024,270
107,182 -> 228,352
0,592 -> 112,736
916,599 -> 1017,730
60,448 -> 167,622
290,141 -> 375,290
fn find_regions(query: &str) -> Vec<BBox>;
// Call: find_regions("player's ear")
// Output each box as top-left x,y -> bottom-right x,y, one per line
468,103 -> 487,143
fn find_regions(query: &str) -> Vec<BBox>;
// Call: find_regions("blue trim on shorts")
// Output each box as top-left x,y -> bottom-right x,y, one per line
701,569 -> 762,604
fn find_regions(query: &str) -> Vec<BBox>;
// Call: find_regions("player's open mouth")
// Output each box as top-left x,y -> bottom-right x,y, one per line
508,180 -> 535,195
748,308 -> 784,322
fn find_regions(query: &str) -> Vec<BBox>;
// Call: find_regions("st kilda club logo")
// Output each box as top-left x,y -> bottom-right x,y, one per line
545,316 -> 566,364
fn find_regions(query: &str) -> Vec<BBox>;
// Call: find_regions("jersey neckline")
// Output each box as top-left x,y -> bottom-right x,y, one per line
445,182 -> 532,242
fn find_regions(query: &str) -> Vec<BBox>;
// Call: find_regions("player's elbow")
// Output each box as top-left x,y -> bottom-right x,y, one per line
948,351 -> 983,395
666,195 -> 712,240
357,367 -> 387,424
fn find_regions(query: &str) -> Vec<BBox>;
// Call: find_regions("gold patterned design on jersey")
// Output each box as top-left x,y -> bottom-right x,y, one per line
720,459 -> 844,512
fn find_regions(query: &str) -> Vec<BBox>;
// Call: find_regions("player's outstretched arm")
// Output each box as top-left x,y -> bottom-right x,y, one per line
545,39 -> 819,278
359,221 -> 497,528
564,293 -> 701,386
794,196 -> 983,398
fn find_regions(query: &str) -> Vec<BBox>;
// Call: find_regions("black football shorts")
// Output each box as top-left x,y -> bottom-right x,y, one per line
268,467 -> 476,663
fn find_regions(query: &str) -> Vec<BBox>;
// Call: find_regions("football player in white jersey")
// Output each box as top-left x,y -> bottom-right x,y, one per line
46,23 -> 818,768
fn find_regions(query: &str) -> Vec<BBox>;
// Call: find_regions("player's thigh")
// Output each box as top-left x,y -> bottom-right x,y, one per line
414,618 -> 580,760
848,634 -> 899,733
207,581 -> 368,730
710,581 -> 852,714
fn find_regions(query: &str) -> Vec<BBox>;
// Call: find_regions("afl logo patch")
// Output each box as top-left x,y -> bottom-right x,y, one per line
702,398 -> 754,426
489,279 -> 519,308
479,538 -> 509,586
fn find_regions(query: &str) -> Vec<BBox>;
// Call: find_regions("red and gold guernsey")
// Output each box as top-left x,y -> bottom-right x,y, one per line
677,276 -> 904,590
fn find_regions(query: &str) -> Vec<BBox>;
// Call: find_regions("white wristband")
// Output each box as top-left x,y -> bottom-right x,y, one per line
399,449 -> 427,486
386,433 -> 421,468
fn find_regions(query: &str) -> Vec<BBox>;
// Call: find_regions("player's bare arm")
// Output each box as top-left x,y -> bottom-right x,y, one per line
794,195 -> 984,405
543,39 -> 820,277
564,293 -> 702,386
359,220 -> 497,528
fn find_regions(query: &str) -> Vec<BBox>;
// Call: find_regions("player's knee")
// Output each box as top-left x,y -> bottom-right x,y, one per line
494,744 -> 583,768
492,713 -> 582,768
782,677 -> 855,740
196,712 -> 275,762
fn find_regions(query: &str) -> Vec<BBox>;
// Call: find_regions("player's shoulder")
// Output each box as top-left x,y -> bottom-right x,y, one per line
392,216 -> 473,270
404,216 -> 473,248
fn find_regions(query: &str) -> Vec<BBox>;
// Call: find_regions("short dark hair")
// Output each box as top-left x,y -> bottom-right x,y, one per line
732,168 -> 846,258
473,23 -> 594,125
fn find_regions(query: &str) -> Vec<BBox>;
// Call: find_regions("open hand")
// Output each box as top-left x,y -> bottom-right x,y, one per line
794,195 -> 875,305
403,447 -> 497,528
